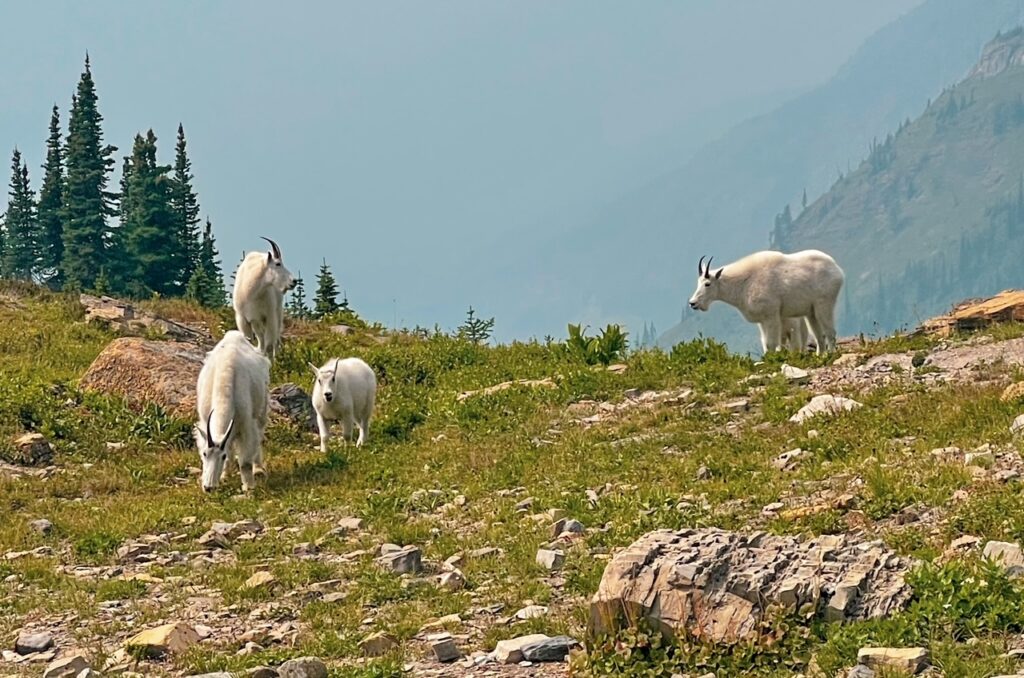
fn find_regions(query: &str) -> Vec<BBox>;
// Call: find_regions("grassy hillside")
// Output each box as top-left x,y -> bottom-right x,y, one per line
4,286 -> 1024,676
782,28 -> 1024,335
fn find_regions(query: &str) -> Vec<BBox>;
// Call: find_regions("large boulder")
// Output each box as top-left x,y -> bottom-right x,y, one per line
269,383 -> 317,432
589,529 -> 912,644
80,338 -> 205,417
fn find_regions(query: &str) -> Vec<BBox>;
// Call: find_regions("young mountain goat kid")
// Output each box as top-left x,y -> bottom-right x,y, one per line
310,358 -> 377,452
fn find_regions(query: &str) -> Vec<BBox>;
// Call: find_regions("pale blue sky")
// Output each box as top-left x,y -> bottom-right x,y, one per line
1,1 -> 922,334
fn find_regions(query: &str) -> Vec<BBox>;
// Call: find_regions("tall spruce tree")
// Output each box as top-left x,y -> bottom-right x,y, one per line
2,149 -> 38,280
121,131 -> 182,297
62,56 -> 117,290
314,260 -> 340,318
170,124 -> 201,285
37,105 -> 65,285
186,217 -> 225,307
285,271 -> 309,318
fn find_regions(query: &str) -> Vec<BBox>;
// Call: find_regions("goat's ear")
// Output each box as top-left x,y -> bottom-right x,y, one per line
308,362 -> 320,376
715,267 -> 724,280
267,251 -> 273,264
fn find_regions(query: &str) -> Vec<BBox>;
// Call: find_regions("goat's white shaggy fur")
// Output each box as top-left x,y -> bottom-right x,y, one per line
783,317 -> 810,352
195,330 -> 271,492
231,238 -> 296,361
309,358 -> 377,452
688,250 -> 844,354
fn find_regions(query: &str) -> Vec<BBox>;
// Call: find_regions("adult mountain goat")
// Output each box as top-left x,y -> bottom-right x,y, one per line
232,237 -> 297,361
309,357 -> 377,452
195,330 -> 271,493
687,250 -> 844,354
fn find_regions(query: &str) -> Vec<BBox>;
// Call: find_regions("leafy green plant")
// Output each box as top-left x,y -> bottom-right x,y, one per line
565,323 -> 629,366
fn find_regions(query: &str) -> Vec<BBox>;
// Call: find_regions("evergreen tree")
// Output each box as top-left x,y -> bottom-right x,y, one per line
37,105 -> 65,285
192,217 -> 225,307
649,321 -> 657,347
314,259 -> 340,318
170,123 -> 201,284
285,271 -> 309,318
2,149 -> 38,280
62,56 -> 117,290
458,306 -> 495,344
121,130 -> 182,296
801,188 -> 808,212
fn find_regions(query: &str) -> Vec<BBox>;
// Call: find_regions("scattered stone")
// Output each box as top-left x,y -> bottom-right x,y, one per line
514,497 -> 535,511
1013,414 -> 1024,435
125,622 -> 200,657
29,518 -> 53,535
589,529 -> 913,643
772,448 -> 809,471
457,377 -> 556,402
293,542 -> 319,557
360,632 -> 398,657
790,395 -> 863,424
964,449 -> 995,468
695,465 -> 711,480
247,667 -> 279,678
950,535 -> 981,550
429,633 -> 461,662
781,364 -> 810,384
42,655 -> 90,678
515,605 -> 549,620
724,398 -> 749,413
80,338 -> 205,417
438,569 -> 466,591
116,541 -> 154,563
277,657 -> 328,678
761,502 -> 785,516
536,548 -> 565,571
268,383 -> 317,432
375,545 -> 422,574
336,517 -> 364,532
243,571 -> 278,590
983,540 -> 1024,574
521,635 -> 580,662
15,629 -> 54,655
467,546 -> 504,560
857,647 -> 930,673
188,674 -> 233,678
493,634 -> 550,664
11,432 -> 54,466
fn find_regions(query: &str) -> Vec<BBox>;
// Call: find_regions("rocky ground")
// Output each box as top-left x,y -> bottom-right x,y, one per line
3,290 -> 1024,676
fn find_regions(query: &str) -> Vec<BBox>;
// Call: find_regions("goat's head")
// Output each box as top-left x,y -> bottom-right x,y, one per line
195,409 -> 235,493
261,237 -> 298,292
688,255 -> 724,312
309,360 -> 339,403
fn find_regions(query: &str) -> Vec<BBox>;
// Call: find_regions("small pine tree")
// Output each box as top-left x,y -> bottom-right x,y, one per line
93,266 -> 110,296
188,217 -> 226,307
37,105 -> 65,286
458,306 -> 495,344
2,149 -> 39,280
801,188 -> 808,212
62,55 -> 118,291
339,290 -> 351,312
286,271 -> 309,318
170,123 -> 201,285
314,260 -> 340,318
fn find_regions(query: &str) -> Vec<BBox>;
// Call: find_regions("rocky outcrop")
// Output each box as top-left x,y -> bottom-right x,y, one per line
969,29 -> 1024,80
589,529 -> 912,644
80,294 -> 211,345
79,338 -> 205,417
269,383 -> 317,432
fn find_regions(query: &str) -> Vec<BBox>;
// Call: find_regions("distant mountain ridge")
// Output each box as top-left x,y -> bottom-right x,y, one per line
564,0 -> 1024,353
773,27 -> 1024,337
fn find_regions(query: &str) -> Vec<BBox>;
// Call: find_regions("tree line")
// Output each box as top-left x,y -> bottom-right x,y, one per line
1,56 -> 226,306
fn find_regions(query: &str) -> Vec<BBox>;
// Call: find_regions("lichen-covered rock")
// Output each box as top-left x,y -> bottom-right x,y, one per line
790,395 -> 863,424
269,383 -> 317,432
80,338 -> 205,417
589,529 -> 912,644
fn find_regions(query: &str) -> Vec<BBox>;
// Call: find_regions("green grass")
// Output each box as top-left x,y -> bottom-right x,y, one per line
1,284 -> 1024,675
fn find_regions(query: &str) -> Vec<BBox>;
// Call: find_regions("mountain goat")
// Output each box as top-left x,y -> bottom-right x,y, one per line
309,357 -> 377,452
783,317 -> 811,352
232,237 -> 297,361
687,250 -> 844,354
195,330 -> 271,493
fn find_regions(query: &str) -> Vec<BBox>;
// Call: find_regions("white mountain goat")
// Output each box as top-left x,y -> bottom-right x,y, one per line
231,237 -> 297,361
783,317 -> 811,352
195,330 -> 271,493
687,250 -> 844,354
309,358 -> 377,452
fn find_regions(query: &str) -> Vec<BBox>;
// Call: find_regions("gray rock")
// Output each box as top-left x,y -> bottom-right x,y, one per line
11,432 -> 54,466
187,674 -> 233,678
247,668 -> 279,678
493,634 -> 550,664
375,545 -> 422,574
438,569 -> 465,591
359,631 -> 398,657
269,383 -> 317,432
277,657 -> 328,678
30,518 -> 53,535
772,448 -> 808,471
42,655 -> 89,678
515,605 -> 549,620
15,629 -> 54,655
1013,413 -> 1024,435
845,666 -> 876,678
780,364 -> 810,384
536,548 -> 565,571
589,529 -> 913,644
857,647 -> 929,673
521,636 -> 580,662
429,633 -> 460,662
789,394 -> 863,424
983,540 -> 1024,572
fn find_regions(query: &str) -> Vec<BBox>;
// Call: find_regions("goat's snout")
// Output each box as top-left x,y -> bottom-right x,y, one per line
324,392 -> 333,402
689,301 -> 699,310
202,484 -> 214,493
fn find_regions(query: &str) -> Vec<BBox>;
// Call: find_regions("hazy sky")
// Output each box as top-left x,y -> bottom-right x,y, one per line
1,1 -> 922,334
